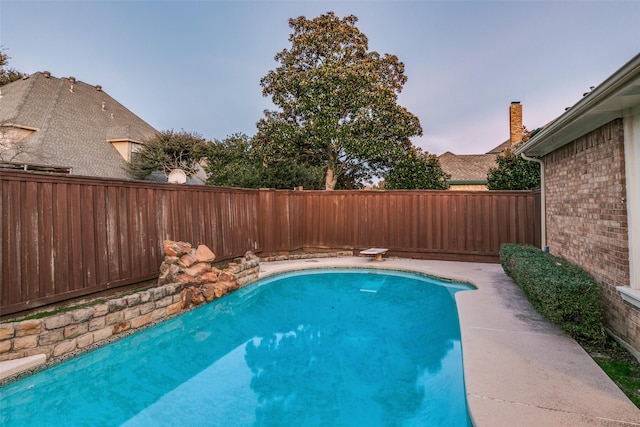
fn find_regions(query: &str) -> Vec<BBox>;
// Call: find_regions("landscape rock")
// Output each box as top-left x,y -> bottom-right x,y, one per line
185,262 -> 211,277
15,320 -> 43,337
202,283 -> 217,301
217,270 -> 235,283
195,245 -> 216,262
202,270 -> 220,283
0,340 -> 12,353
190,289 -> 205,305
44,314 -> 72,330
112,321 -> 131,334
0,325 -> 15,340
179,253 -> 198,268
163,240 -> 192,257
181,289 -> 193,309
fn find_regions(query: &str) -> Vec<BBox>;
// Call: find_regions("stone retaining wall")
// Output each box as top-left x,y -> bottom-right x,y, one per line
0,241 -> 260,367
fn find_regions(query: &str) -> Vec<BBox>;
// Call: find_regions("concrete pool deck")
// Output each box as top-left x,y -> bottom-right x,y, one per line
259,256 -> 640,426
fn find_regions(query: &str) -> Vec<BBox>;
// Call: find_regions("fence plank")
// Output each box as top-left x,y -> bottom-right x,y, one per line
52,182 -> 69,296
37,182 -> 54,295
4,180 -> 23,304
105,186 -> 120,283
94,185 -> 109,286
80,185 -> 97,289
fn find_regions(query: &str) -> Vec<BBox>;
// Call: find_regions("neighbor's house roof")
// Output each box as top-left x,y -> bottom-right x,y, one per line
486,139 -> 511,154
517,52 -> 640,157
0,72 -> 158,179
439,140 -> 511,186
438,151 -> 498,185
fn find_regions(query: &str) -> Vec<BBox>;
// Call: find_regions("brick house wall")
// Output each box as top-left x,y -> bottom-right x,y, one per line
543,118 -> 639,351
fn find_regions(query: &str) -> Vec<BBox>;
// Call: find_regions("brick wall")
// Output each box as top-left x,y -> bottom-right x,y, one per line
544,118 -> 639,351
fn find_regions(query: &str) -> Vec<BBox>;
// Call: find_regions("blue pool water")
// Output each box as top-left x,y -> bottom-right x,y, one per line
1,269 -> 473,426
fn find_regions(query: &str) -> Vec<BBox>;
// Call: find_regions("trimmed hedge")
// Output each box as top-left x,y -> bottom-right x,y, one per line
500,244 -> 606,346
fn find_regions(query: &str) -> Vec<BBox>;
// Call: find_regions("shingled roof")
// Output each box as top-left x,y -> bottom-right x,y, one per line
486,139 -> 511,154
439,151 -> 498,185
437,136 -> 518,188
0,72 -> 157,179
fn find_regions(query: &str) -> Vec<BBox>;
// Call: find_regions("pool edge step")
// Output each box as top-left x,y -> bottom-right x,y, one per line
0,354 -> 46,382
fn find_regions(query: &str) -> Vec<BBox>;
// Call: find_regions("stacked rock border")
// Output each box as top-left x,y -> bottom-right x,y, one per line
0,241 -> 260,374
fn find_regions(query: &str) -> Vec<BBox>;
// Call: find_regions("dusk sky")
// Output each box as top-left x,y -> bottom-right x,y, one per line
2,1 -> 639,155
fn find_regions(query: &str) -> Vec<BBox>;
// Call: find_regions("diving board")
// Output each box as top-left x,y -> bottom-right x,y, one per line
360,248 -> 388,262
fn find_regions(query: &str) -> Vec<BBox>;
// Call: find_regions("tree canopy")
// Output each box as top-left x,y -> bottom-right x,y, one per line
0,47 -> 26,87
487,127 -> 541,190
487,148 -> 540,190
128,130 -> 207,180
205,133 -> 323,189
256,12 -> 422,190
205,133 -> 261,187
383,146 -> 449,190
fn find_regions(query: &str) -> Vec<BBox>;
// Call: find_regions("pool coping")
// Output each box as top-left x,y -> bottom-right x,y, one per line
258,257 -> 640,427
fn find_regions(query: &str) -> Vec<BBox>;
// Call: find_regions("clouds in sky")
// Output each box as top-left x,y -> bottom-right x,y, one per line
2,1 -> 639,155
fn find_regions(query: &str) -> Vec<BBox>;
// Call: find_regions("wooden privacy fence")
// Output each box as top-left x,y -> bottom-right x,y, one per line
1,170 -> 540,316
258,189 -> 540,260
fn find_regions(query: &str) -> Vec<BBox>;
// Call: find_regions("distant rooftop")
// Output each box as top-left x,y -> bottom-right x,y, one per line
0,72 -> 158,180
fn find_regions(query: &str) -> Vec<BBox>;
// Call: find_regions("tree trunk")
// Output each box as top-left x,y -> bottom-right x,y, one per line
325,166 -> 337,190
325,148 -> 338,190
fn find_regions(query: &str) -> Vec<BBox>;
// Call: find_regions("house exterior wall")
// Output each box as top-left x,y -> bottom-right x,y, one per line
543,118 -> 639,351
110,141 -> 134,163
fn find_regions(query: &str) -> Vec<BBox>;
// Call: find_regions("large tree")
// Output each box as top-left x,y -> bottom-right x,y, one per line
0,47 -> 26,86
129,130 -> 207,180
205,133 -> 323,189
257,12 -> 422,190
384,146 -> 450,190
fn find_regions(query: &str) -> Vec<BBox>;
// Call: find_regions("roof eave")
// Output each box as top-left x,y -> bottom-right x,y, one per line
516,53 -> 640,157
106,138 -> 144,144
0,123 -> 40,132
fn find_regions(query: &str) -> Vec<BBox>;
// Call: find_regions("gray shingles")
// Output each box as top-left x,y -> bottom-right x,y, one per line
438,140 -> 516,186
0,72 -> 158,179
439,152 -> 497,183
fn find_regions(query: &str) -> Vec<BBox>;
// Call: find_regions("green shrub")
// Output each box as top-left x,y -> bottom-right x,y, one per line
500,244 -> 606,347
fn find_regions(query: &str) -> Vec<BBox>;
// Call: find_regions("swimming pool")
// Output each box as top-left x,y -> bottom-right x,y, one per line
0,269 -> 473,426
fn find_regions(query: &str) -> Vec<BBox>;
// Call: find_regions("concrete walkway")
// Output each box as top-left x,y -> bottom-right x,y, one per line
259,256 -> 640,426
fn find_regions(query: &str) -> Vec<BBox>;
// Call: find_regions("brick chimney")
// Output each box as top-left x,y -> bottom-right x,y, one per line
509,102 -> 523,146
